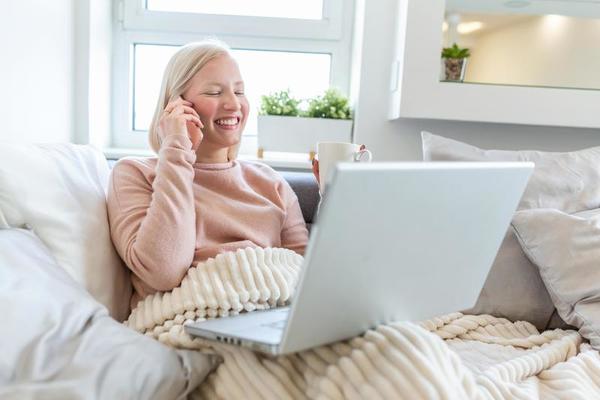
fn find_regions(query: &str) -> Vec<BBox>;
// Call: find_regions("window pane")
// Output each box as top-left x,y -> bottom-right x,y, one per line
232,49 -> 331,137
146,0 -> 323,20
133,44 -> 178,132
133,44 -> 331,139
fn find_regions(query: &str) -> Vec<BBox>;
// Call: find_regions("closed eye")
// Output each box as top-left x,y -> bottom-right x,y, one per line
205,92 -> 221,96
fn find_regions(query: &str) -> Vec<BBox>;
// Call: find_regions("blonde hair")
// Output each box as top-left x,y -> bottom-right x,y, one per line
148,39 -> 240,160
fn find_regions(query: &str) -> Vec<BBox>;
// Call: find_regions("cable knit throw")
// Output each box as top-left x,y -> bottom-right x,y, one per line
126,247 -> 600,400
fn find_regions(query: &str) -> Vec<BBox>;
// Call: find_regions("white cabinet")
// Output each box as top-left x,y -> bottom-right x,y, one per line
389,0 -> 600,129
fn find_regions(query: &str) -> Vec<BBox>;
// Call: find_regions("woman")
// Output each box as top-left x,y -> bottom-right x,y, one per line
107,40 -> 309,309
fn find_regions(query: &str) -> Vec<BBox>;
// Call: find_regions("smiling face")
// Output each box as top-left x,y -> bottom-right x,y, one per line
182,54 -> 249,154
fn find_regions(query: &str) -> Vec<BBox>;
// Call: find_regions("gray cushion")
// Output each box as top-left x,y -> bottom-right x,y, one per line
466,227 -> 554,328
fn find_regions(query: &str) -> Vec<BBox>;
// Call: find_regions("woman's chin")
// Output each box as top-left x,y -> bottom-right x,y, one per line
223,132 -> 242,146
205,128 -> 242,145
218,129 -> 242,144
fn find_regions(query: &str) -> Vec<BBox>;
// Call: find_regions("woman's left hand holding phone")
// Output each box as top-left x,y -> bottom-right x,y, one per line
158,96 -> 204,151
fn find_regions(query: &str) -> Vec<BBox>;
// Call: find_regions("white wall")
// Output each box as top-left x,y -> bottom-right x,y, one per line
467,15 -> 600,89
0,0 -> 75,143
74,0 -> 113,148
352,0 -> 600,161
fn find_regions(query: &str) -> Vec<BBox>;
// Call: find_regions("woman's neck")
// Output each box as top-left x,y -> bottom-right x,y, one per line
195,145 -> 229,164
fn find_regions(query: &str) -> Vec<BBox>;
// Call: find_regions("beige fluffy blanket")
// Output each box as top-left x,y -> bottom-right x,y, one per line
126,247 -> 600,399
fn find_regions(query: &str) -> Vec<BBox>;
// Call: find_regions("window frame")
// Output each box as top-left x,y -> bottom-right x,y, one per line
124,0 -> 345,40
111,0 -> 355,150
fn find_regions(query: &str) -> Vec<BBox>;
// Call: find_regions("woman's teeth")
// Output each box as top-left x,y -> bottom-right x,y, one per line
215,118 -> 238,126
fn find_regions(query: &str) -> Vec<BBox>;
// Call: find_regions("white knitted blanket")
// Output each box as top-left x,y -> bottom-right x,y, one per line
126,247 -> 600,399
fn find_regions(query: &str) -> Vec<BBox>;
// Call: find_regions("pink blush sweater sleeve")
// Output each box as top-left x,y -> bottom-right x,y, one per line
107,135 -> 309,308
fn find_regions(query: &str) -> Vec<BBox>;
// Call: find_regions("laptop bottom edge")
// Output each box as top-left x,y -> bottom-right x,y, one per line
184,325 -> 282,356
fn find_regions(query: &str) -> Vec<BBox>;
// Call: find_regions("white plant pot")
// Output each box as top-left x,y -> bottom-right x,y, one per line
257,115 -> 353,158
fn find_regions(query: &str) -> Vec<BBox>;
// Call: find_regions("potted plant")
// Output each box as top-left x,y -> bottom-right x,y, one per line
258,89 -> 301,117
441,43 -> 471,81
257,89 -> 353,160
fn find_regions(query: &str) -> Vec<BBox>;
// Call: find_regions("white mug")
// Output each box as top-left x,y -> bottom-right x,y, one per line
317,142 -> 372,193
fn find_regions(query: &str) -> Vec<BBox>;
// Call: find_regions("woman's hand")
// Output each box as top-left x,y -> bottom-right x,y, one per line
158,96 -> 204,151
311,157 -> 320,185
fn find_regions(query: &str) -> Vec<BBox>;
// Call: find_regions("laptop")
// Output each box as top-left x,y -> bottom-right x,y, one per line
185,162 -> 533,355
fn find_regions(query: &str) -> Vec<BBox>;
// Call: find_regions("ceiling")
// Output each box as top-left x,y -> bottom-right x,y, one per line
446,0 -> 600,18
449,13 -> 535,35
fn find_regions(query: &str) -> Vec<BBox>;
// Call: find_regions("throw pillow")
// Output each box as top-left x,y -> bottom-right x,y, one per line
0,143 -> 131,321
422,131 -> 600,328
466,227 -> 554,328
422,131 -> 600,213
0,227 -> 214,397
512,208 -> 600,349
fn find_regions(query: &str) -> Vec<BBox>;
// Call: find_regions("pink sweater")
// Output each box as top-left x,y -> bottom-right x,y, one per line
107,135 -> 309,308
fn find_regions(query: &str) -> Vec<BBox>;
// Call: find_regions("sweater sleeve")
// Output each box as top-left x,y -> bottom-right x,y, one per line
280,183 -> 309,255
107,135 -> 197,291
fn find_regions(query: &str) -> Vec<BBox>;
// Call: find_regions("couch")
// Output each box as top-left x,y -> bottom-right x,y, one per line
4,138 -> 600,399
0,150 -> 321,399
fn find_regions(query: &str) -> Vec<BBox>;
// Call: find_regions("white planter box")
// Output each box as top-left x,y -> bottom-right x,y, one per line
257,115 -> 353,158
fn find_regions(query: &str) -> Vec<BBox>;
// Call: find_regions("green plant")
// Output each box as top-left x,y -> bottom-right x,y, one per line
441,43 -> 471,59
305,88 -> 352,120
259,89 -> 301,116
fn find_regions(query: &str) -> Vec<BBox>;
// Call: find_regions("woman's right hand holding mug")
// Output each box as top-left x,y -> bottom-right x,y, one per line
158,96 -> 204,151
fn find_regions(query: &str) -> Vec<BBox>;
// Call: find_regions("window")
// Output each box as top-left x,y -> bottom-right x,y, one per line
112,0 -> 355,153
146,0 -> 324,20
133,45 -> 331,132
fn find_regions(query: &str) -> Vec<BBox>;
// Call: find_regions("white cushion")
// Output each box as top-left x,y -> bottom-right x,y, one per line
421,131 -> 600,328
422,131 -> 600,213
512,208 -> 600,349
0,228 -> 214,397
0,143 -> 131,321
